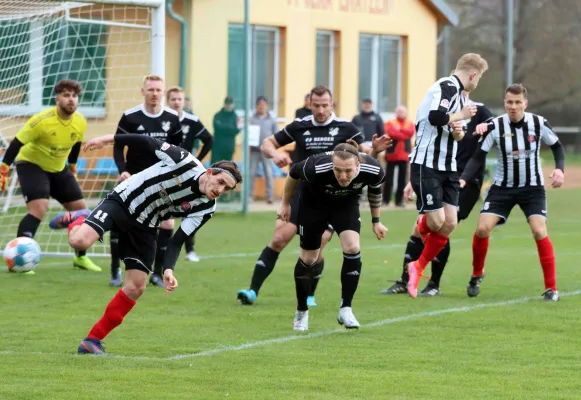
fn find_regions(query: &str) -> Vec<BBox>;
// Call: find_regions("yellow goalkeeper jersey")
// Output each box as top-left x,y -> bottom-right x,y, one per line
16,107 -> 86,173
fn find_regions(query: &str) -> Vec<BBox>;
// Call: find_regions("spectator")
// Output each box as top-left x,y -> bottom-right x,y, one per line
211,96 -> 240,164
249,96 -> 277,203
352,98 -> 384,147
383,105 -> 415,206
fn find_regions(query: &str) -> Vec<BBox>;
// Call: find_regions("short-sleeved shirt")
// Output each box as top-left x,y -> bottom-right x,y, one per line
273,113 -> 364,163
410,74 -> 467,172
479,112 -> 558,187
290,152 -> 385,207
16,107 -> 86,173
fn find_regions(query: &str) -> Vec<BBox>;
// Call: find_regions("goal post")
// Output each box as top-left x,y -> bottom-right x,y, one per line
0,0 -> 165,257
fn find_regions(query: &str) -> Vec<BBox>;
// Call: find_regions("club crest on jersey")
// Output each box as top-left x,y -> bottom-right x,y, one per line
182,125 -> 190,134
161,143 -> 170,151
162,121 -> 171,132
70,132 -> 78,141
181,201 -> 191,211
352,183 -> 364,189
329,127 -> 339,137
528,134 -> 536,143
439,99 -> 450,109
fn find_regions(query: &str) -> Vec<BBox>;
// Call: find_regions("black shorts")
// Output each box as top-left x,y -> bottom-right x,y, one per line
410,163 -> 460,212
298,201 -> 360,251
16,161 -> 84,204
480,185 -> 547,225
85,194 -> 158,273
458,180 -> 482,221
278,183 -> 334,234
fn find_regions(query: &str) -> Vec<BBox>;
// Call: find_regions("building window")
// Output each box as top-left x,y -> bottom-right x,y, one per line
358,34 -> 403,118
0,20 -> 107,117
316,30 -> 335,91
228,24 -> 280,115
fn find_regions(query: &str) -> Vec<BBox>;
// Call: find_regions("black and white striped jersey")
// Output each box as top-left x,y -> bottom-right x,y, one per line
410,75 -> 468,172
111,134 -> 215,236
289,152 -> 385,206
480,113 -> 559,187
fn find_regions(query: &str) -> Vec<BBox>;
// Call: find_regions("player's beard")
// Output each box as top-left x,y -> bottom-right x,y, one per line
58,103 -> 77,116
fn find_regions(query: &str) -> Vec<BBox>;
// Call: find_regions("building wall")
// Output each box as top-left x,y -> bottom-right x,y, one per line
188,0 -> 439,137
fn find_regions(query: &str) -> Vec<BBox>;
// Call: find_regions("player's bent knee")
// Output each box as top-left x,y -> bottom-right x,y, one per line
342,244 -> 360,254
69,225 -> 100,250
160,219 -> 174,230
27,200 -> 49,220
529,218 -> 548,240
270,223 -> 296,251
475,224 -> 492,238
123,268 -> 148,300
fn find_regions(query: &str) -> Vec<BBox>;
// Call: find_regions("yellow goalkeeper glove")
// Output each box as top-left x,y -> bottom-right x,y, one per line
0,162 -> 10,191
69,164 -> 77,179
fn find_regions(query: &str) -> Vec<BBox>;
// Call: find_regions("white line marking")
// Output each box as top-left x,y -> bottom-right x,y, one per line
2,289 -> 579,361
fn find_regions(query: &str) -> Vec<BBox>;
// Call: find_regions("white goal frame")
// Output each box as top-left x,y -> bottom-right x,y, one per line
0,0 -> 166,257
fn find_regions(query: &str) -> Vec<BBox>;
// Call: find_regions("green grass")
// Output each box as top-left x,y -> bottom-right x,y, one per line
1,189 -> 581,399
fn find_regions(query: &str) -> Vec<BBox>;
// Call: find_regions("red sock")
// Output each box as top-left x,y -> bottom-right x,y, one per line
536,236 -> 556,291
417,214 -> 432,236
472,234 -> 489,277
68,216 -> 86,233
416,232 -> 449,270
87,289 -> 136,341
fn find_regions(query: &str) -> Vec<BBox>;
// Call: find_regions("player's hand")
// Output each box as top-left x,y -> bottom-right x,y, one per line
459,179 -> 466,189
0,163 -> 10,191
277,202 -> 291,222
163,269 -> 178,295
475,122 -> 489,135
83,137 -> 106,152
272,152 -> 292,168
372,222 -> 388,240
451,122 -> 465,141
461,104 -> 477,120
371,133 -> 393,153
119,171 -> 131,182
550,169 -> 564,188
403,181 -> 414,201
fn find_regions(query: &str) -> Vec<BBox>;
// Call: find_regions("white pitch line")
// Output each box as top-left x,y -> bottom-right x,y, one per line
169,289 -> 581,360
3,289 -> 577,361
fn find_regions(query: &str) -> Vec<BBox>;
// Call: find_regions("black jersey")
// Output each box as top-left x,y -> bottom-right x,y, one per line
456,102 -> 494,182
179,111 -> 213,160
273,113 -> 364,162
290,152 -> 385,206
114,104 -> 182,175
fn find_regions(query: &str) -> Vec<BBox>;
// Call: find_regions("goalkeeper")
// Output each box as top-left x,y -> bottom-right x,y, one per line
0,79 -> 101,273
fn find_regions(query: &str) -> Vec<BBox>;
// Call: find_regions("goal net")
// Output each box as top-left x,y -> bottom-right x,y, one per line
0,0 -> 164,257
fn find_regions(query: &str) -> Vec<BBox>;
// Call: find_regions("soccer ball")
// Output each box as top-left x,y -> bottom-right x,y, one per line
4,237 -> 41,273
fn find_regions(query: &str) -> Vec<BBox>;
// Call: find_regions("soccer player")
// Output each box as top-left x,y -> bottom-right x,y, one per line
381,95 -> 494,296
278,140 -> 388,331
110,75 -> 182,288
405,53 -> 488,298
61,133 -> 241,354
166,86 -> 214,262
460,84 -> 565,301
236,85 -> 390,306
0,79 -> 101,273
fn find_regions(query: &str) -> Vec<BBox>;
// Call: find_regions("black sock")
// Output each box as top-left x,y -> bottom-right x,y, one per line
75,249 -> 86,257
430,240 -> 450,287
401,236 -> 424,283
249,246 -> 280,294
153,228 -> 173,276
17,214 -> 41,238
184,235 -> 195,253
308,259 -> 325,296
294,258 -> 314,311
340,252 -> 362,308
110,229 -> 120,274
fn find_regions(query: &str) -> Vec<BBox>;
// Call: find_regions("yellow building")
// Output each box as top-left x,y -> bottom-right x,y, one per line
185,0 -> 458,132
